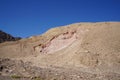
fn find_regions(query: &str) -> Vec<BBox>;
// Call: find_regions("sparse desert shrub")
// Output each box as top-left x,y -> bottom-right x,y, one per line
11,75 -> 21,79
33,77 -> 42,80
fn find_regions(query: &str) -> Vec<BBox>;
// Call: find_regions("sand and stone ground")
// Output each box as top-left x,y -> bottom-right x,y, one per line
0,58 -> 120,80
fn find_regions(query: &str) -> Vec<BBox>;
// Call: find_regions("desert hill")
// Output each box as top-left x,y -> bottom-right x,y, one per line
0,30 -> 21,43
0,22 -> 120,80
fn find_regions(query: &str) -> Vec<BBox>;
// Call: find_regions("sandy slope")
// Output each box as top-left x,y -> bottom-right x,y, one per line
0,22 -> 120,80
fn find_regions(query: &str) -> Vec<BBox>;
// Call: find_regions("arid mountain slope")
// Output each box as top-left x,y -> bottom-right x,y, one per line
0,22 -> 120,80
0,30 -> 21,43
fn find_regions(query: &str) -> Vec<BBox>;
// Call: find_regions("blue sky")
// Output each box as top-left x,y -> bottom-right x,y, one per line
0,0 -> 120,38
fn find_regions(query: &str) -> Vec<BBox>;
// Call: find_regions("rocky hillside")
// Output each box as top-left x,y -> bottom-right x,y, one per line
0,30 -> 21,43
0,22 -> 120,80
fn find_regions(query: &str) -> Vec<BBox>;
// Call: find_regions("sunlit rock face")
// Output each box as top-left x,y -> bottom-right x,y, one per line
0,22 -> 120,77
40,31 -> 77,53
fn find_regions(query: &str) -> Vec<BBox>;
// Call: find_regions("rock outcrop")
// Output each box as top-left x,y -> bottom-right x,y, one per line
0,30 -> 21,43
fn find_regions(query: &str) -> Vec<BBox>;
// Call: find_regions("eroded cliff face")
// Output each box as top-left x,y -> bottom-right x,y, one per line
0,22 -> 120,75
34,30 -> 78,54
33,26 -> 90,54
